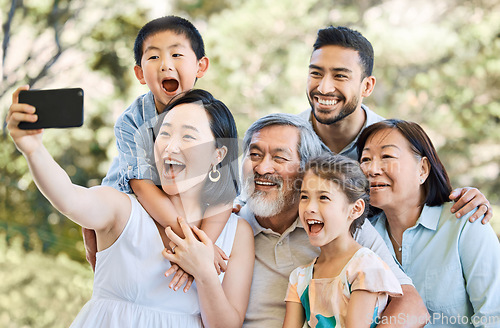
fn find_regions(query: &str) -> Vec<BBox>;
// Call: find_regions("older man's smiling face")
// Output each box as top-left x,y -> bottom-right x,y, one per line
241,125 -> 302,218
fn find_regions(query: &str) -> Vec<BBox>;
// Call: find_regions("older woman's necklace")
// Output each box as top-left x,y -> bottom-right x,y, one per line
387,225 -> 402,252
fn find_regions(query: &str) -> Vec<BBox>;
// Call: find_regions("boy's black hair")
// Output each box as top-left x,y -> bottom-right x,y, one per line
134,15 -> 205,66
313,26 -> 374,79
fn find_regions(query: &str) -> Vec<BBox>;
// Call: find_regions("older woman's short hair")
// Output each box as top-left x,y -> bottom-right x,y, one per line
356,119 -> 452,207
242,113 -> 330,170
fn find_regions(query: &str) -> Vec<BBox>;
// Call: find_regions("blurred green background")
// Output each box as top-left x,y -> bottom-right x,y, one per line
1,0 -> 499,326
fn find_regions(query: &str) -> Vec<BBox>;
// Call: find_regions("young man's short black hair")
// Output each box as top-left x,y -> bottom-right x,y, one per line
134,16 -> 205,66
313,26 -> 374,79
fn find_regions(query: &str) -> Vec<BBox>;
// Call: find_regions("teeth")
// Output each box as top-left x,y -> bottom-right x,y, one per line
255,181 -> 275,186
318,98 -> 338,106
307,220 -> 323,225
164,159 -> 183,166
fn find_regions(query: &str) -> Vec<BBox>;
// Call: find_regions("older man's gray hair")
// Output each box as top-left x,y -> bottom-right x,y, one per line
242,113 -> 330,170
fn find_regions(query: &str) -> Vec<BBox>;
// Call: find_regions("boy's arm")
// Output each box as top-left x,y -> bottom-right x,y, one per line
201,203 -> 232,242
130,179 -> 184,237
201,204 -> 232,274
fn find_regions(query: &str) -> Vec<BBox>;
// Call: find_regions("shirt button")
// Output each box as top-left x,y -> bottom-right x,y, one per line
277,241 -> 283,246
128,166 -> 132,170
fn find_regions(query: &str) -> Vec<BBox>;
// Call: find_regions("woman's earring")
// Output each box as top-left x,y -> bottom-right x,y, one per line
209,165 -> 220,182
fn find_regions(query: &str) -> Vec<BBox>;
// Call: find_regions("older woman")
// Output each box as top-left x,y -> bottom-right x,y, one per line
7,88 -> 254,328
356,119 -> 500,327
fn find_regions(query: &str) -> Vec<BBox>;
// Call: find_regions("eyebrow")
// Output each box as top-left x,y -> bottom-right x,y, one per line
144,45 -> 160,53
249,144 -> 292,153
309,64 -> 353,74
161,122 -> 199,132
144,43 -> 186,53
363,144 -> 401,151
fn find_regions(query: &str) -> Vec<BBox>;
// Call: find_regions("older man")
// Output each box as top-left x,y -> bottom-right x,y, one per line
239,113 -> 428,328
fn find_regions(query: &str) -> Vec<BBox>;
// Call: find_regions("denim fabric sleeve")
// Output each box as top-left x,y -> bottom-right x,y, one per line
355,219 -> 413,286
114,115 -> 158,188
459,217 -> 500,327
132,120 -> 159,185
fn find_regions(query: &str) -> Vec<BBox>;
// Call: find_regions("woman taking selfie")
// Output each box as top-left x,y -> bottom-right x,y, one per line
7,88 -> 254,328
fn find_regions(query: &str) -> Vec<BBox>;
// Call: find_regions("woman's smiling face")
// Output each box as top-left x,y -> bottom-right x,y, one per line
359,128 -> 426,211
154,102 -> 217,196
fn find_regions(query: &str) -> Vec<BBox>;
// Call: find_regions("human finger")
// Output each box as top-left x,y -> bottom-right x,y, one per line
232,204 -> 242,213
7,103 -> 37,124
453,188 -> 488,220
466,202 -> 490,223
481,206 -> 493,224
174,272 -> 190,291
214,246 -> 228,274
216,245 -> 229,260
12,85 -> 30,104
164,226 -> 183,246
183,275 -> 194,293
169,267 -> 185,290
177,217 -> 195,240
449,188 -> 473,217
162,249 -> 177,269
192,225 -> 211,245
168,241 -> 178,253
448,188 -> 463,203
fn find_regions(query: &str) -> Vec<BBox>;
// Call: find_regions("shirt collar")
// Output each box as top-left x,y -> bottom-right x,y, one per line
300,104 -> 385,157
373,204 -> 443,231
340,104 -> 385,155
416,205 -> 443,231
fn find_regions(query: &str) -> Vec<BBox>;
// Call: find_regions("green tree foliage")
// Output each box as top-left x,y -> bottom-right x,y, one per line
1,0 -> 499,326
0,232 -> 92,327
197,0 -> 500,208
1,0 -> 148,261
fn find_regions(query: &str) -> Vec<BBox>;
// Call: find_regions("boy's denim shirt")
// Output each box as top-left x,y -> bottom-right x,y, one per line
102,91 -> 160,193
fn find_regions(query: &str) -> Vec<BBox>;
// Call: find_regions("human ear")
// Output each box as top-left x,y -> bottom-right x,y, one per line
361,76 -> 376,98
349,198 -> 366,221
214,146 -> 227,166
134,65 -> 147,85
196,57 -> 209,78
418,156 -> 431,184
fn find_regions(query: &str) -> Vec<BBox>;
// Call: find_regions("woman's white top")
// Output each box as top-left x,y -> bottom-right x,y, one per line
71,194 -> 238,327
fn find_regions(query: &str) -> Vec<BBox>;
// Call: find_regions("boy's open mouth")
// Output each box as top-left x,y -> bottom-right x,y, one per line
162,79 -> 179,93
306,219 -> 324,234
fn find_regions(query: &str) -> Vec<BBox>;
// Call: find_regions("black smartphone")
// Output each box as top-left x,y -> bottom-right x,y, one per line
18,88 -> 84,129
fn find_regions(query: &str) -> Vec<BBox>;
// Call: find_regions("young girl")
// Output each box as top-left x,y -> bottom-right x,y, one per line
283,154 -> 402,328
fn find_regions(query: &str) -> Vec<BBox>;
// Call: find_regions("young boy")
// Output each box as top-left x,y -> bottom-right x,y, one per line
84,16 -> 232,287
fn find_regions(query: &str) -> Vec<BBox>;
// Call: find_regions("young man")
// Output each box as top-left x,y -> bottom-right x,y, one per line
298,26 -> 492,222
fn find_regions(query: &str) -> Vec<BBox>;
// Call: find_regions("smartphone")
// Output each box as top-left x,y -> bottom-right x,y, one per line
18,88 -> 84,129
